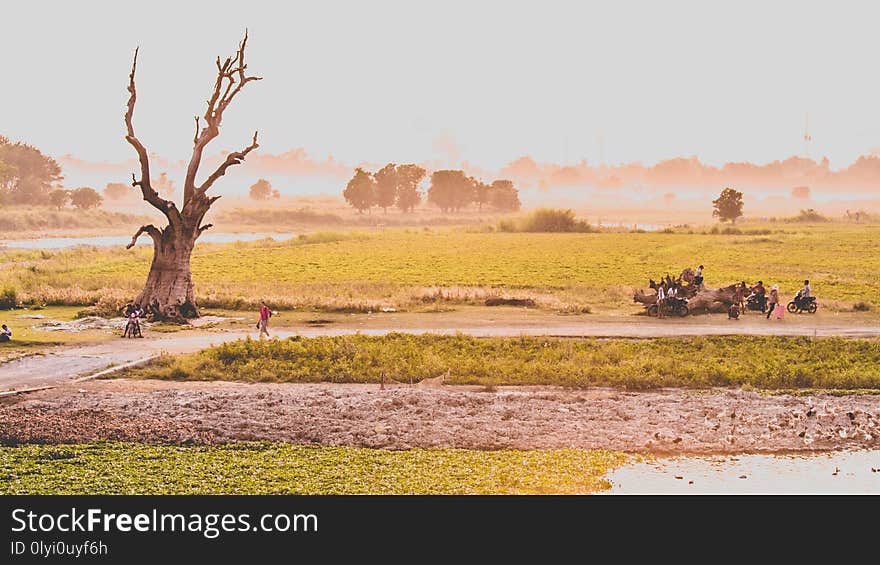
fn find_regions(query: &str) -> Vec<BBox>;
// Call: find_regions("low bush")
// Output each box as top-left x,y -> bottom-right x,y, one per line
498,208 -> 594,233
0,287 -> 16,309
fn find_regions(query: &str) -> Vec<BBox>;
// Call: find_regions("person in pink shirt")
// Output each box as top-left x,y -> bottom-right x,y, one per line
258,300 -> 272,338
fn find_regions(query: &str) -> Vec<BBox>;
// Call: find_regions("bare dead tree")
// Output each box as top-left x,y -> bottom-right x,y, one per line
124,32 -> 261,321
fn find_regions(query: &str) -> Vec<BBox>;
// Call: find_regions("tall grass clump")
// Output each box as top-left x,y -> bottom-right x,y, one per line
0,287 -> 16,309
124,334 -> 880,391
786,209 -> 830,223
498,208 -> 594,233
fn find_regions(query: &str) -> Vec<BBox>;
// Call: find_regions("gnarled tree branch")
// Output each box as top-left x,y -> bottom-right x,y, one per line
183,30 -> 262,205
126,224 -> 162,249
194,131 -> 259,200
124,48 -> 181,227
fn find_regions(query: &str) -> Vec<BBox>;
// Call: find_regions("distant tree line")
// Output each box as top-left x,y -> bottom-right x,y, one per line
47,187 -> 103,210
0,134 -> 63,205
343,164 -> 521,214
0,134 -> 104,210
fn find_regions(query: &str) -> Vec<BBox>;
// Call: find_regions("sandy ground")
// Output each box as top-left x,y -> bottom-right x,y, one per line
1,380 -> 877,454
2,309 -> 878,392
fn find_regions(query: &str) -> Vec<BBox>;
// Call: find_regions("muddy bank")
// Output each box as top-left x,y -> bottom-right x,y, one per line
1,381 -> 878,453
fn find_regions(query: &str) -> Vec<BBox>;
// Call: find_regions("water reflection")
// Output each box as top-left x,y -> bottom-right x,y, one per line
0,232 -> 298,250
607,451 -> 880,494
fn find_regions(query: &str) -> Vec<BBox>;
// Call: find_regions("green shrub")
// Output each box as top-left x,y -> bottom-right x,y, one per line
0,287 -> 16,309
498,208 -> 594,233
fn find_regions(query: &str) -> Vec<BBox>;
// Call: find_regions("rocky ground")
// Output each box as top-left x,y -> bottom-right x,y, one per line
1,380 -> 877,453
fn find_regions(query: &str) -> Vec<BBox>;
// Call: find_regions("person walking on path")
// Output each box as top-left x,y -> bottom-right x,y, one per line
258,300 -> 272,339
766,285 -> 780,320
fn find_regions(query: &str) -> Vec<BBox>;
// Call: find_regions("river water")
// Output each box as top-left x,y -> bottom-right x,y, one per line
606,450 -> 880,494
0,232 -> 298,250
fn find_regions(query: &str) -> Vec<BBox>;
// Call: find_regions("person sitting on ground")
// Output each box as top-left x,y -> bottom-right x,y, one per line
728,302 -> 741,320
694,265 -> 704,287
767,284 -> 780,320
0,324 -> 11,342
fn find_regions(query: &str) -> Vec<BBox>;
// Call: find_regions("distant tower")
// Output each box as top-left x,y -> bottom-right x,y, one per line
803,113 -> 812,158
598,132 -> 605,167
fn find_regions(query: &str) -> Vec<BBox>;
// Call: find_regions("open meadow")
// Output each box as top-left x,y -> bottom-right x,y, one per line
2,221 -> 878,315
0,443 -> 625,495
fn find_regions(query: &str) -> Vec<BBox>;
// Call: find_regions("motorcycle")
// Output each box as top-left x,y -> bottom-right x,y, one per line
745,293 -> 767,313
787,292 -> 818,314
647,297 -> 690,317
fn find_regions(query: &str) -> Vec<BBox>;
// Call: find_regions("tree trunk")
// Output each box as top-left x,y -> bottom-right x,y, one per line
135,231 -> 198,321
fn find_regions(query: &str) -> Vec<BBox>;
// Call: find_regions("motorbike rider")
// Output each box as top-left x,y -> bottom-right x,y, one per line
745,280 -> 765,310
800,279 -> 812,300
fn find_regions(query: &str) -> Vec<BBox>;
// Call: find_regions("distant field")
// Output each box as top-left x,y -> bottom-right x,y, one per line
124,334 -> 880,391
0,206 -> 151,235
0,443 -> 625,494
1,222 -> 877,313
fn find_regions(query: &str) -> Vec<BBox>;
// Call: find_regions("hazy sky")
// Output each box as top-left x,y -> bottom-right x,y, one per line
3,0 -> 879,170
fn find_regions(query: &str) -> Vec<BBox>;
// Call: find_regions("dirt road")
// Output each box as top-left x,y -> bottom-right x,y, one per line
2,380 -> 877,453
2,312 -> 878,392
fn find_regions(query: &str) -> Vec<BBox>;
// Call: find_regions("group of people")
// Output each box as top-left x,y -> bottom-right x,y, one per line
653,263 -> 816,321
730,279 -> 813,320
653,264 -> 704,318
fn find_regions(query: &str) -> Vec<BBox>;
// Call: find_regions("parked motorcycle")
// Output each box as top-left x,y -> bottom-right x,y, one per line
647,297 -> 690,317
745,293 -> 767,313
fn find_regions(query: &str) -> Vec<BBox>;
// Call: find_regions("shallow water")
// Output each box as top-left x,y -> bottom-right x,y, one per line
607,451 -> 880,494
0,232 -> 298,249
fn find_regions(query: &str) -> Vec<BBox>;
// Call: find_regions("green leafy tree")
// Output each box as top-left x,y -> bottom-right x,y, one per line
249,178 -> 279,200
104,182 -> 130,201
712,187 -> 744,223
0,136 -> 63,205
428,170 -> 474,212
373,163 -> 399,213
473,179 -> 491,211
343,168 -> 375,213
69,187 -> 103,210
48,189 -> 71,210
489,179 -> 521,211
395,164 -> 426,213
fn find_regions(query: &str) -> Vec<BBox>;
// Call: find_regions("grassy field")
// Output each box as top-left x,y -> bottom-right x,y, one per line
0,443 -> 626,494
0,305 -> 113,363
0,206 -> 151,235
123,334 -> 880,390
2,222 -> 877,313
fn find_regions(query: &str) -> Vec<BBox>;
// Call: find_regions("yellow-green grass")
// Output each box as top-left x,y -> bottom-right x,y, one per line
0,206 -> 151,236
0,305 -> 112,362
0,443 -> 626,495
123,334 -> 880,391
2,222 -> 878,313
